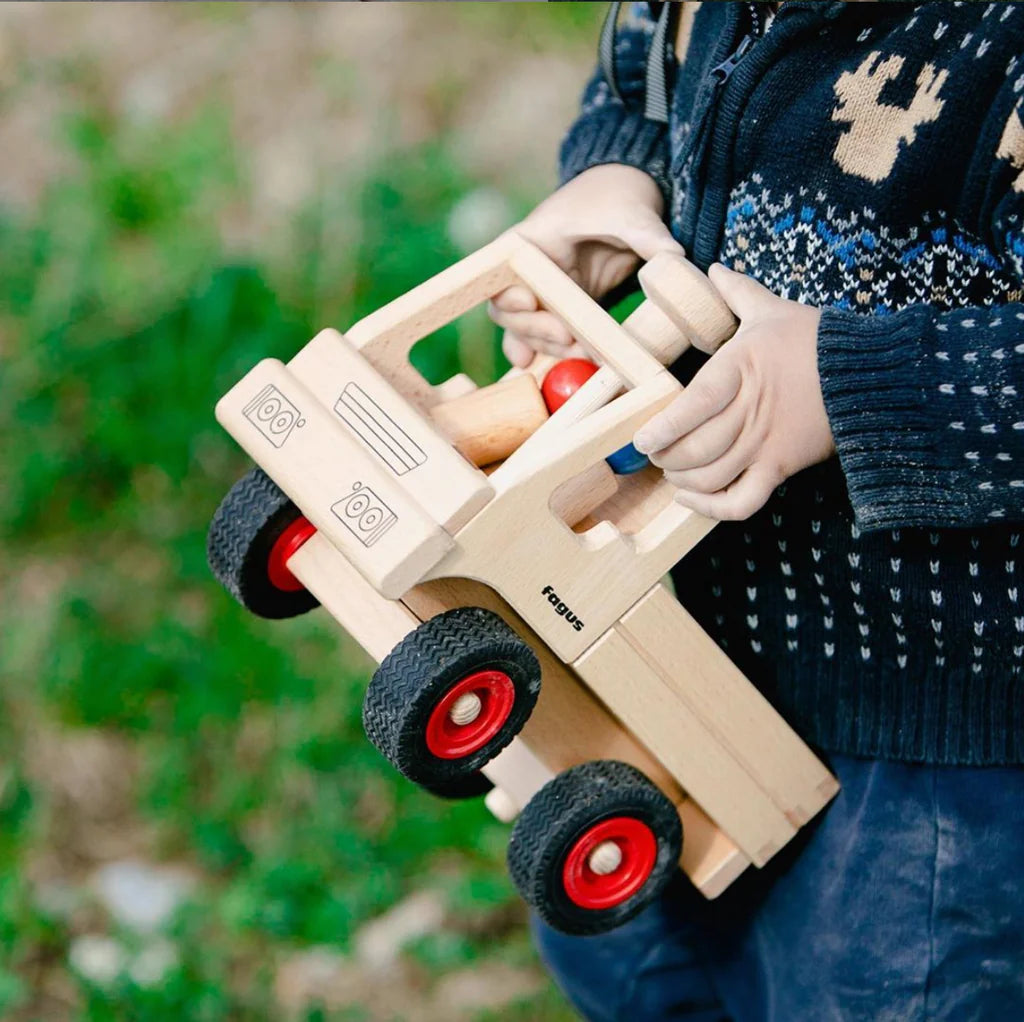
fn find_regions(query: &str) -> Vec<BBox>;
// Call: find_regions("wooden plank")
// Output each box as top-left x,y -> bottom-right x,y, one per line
575,624 -> 796,866
288,329 -> 493,533
620,586 -> 840,825
216,359 -> 452,600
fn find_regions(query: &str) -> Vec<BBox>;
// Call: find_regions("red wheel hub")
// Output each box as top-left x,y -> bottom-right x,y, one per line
425,670 -> 516,759
267,516 -> 317,591
562,816 -> 658,910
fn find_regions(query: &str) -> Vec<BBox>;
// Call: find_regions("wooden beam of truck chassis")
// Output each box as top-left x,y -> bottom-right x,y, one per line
575,619 -> 796,866
622,587 -> 840,824
285,534 -> 749,897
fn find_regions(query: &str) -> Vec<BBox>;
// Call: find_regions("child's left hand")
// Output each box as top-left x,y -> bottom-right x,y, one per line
632,264 -> 836,521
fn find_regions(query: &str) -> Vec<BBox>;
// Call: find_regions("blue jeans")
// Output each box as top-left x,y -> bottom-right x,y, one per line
533,756 -> 1024,1021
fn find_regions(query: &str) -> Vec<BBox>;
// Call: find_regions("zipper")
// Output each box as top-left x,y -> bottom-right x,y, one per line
709,2 -> 766,84
709,34 -> 756,85
690,3 -> 829,268
671,2 -> 751,246
675,5 -> 760,258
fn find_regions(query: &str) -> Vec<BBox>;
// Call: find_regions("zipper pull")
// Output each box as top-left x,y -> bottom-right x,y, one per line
710,34 -> 755,84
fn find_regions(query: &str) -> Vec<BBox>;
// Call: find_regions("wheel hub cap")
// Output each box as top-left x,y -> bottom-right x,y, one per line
562,816 -> 658,910
267,516 -> 317,591
425,670 -> 515,760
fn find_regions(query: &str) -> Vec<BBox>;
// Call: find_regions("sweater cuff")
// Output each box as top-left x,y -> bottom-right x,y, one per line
817,306 -> 963,530
558,106 -> 671,207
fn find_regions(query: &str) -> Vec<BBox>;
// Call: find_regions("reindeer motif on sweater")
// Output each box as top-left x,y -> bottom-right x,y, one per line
831,51 -> 948,184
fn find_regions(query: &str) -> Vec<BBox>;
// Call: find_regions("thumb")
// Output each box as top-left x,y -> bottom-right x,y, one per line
619,209 -> 685,263
708,263 -> 774,321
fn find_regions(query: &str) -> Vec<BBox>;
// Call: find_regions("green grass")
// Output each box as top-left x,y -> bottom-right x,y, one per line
0,5 -> 605,1015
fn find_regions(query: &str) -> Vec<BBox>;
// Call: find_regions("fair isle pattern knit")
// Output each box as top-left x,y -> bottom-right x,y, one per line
559,2 -> 1024,764
720,180 -> 1022,313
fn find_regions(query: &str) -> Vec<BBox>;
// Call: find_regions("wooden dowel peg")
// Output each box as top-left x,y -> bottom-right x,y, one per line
430,373 -> 549,468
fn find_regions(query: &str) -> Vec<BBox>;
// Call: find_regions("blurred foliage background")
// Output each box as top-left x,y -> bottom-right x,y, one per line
0,3 -> 604,1018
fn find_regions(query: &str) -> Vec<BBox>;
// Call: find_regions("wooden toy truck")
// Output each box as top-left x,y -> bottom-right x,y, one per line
207,233 -> 838,935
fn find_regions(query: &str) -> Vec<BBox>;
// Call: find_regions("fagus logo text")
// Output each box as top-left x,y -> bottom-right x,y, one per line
541,585 -> 585,632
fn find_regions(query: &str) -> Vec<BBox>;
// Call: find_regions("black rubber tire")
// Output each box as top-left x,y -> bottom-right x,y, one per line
207,467 -> 320,620
507,760 -> 682,936
362,607 -> 541,789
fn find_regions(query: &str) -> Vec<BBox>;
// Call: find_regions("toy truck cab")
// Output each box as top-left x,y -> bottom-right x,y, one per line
209,233 -> 838,935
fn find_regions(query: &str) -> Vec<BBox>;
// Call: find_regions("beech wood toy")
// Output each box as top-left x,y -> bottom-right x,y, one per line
208,232 -> 839,936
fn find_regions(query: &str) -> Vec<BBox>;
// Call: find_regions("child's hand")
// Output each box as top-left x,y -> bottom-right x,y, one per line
633,264 -> 836,521
489,164 -> 683,367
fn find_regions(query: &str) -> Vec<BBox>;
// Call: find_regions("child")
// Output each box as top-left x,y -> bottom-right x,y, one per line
489,3 -> 1024,1018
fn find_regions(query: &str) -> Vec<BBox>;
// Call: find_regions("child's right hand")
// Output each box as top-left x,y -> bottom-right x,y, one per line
488,164 -> 683,367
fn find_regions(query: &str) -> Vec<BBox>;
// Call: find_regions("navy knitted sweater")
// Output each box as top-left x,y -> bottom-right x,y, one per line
560,1 -> 1024,765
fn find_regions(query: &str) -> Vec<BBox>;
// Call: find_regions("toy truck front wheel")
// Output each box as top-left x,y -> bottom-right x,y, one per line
507,761 -> 682,936
363,607 -> 541,792
207,467 -> 319,620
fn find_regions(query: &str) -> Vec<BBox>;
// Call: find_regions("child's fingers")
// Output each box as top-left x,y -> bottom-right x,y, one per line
662,423 -> 760,493
490,286 -> 539,314
647,396 -> 746,472
671,461 -> 781,522
707,263 -> 775,320
501,331 -> 535,368
633,355 -> 743,455
488,307 -> 575,352
616,209 -> 686,263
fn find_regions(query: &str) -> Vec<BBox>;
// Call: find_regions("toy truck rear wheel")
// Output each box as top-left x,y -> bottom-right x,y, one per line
207,467 -> 319,619
507,761 -> 682,936
363,607 -> 541,791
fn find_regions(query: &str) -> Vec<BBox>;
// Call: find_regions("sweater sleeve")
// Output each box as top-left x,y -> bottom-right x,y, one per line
558,3 -> 671,201
816,101 -> 1024,532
